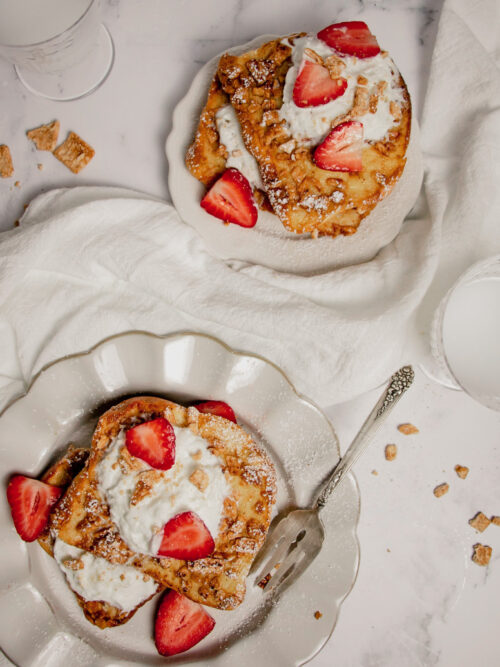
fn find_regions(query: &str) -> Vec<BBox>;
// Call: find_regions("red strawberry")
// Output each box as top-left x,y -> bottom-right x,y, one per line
6,475 -> 62,542
194,400 -> 237,423
157,511 -> 215,560
317,21 -> 380,59
314,120 -> 364,172
155,590 -> 215,656
201,168 -> 258,228
293,60 -> 347,108
126,417 -> 175,470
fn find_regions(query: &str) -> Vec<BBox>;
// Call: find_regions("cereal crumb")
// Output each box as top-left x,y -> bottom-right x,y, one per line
189,468 -> 209,492
385,444 -> 397,461
472,543 -> 492,566
433,483 -> 449,498
14,181 -> 20,187
371,469 -> 378,476
490,516 -> 500,526
398,423 -> 419,435
27,120 -> 60,151
53,131 -> 95,173
257,573 -> 271,589
454,465 -> 469,479
37,163 -> 43,171
469,512 -> 491,533
0,145 -> 14,178
314,611 -> 323,620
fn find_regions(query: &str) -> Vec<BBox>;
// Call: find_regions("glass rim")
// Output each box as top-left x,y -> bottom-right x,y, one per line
0,0 -> 96,49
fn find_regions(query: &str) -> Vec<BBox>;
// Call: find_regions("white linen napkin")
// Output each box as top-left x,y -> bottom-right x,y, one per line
0,0 -> 498,411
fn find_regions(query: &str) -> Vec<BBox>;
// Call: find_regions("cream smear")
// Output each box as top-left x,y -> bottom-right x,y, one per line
53,538 -> 157,611
97,422 -> 230,556
215,104 -> 264,189
279,35 -> 405,145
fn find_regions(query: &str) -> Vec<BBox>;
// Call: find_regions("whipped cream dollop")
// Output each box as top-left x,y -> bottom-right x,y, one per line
97,421 -> 230,556
215,104 -> 263,189
279,35 -> 405,145
53,538 -> 157,611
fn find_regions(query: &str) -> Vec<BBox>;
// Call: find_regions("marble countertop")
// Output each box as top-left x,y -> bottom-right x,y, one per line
1,1 -> 499,666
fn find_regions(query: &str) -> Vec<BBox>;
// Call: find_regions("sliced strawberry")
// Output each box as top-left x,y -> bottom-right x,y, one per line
317,21 -> 380,59
194,400 -> 237,423
126,417 -> 175,470
314,120 -> 364,172
155,590 -> 215,656
6,475 -> 62,542
293,60 -> 347,108
157,511 -> 215,560
201,168 -> 257,228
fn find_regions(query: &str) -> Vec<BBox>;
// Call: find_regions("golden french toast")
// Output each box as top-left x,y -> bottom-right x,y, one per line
186,23 -> 412,237
51,396 -> 277,610
38,446 -> 161,629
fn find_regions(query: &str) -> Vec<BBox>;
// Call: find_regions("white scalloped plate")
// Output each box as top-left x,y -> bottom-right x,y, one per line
166,34 -> 423,274
0,331 -> 359,667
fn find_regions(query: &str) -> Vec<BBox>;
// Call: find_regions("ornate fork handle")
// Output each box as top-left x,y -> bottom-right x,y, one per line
315,366 -> 414,510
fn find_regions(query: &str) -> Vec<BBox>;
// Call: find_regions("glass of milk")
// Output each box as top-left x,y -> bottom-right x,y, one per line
430,255 -> 500,411
0,0 -> 114,100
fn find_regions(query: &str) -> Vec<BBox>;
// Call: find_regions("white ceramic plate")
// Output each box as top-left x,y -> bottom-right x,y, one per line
0,331 -> 359,667
166,35 -> 423,275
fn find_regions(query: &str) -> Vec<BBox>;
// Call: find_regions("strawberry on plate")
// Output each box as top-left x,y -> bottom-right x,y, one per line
317,21 -> 381,59
314,120 -> 364,172
201,167 -> 258,228
6,475 -> 62,542
194,400 -> 237,423
293,60 -> 347,108
155,590 -> 215,656
157,511 -> 215,560
126,417 -> 176,470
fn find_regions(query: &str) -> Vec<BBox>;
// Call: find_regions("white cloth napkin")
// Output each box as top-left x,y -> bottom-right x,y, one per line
0,0 -> 499,411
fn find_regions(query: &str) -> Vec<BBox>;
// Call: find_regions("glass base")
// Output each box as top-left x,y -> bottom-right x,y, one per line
14,24 -> 114,101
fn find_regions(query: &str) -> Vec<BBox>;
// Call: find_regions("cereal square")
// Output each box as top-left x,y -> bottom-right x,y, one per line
469,512 -> 491,533
454,465 -> 469,479
0,145 -> 14,178
471,543 -> 492,566
433,482 -> 449,498
26,120 -> 60,151
53,131 -> 95,174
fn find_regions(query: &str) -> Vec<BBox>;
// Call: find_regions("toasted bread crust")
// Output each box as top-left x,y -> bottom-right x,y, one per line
52,397 -> 277,610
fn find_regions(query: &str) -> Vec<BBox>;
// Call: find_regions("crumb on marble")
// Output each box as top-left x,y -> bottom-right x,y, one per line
385,444 -> 397,461
491,516 -> 500,527
314,610 -> 323,620
472,543 -> 492,566
26,120 -> 60,151
37,163 -> 43,171
398,423 -> 419,435
454,464 -> 469,479
469,512 -> 491,533
53,131 -> 95,173
371,469 -> 378,476
433,482 -> 449,498
14,180 -> 20,187
0,145 -> 14,178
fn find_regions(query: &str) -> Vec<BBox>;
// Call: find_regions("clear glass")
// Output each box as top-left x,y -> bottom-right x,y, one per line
0,0 -> 114,101
430,254 -> 500,411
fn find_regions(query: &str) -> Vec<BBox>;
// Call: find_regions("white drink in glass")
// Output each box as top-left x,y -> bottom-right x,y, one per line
0,0 -> 91,46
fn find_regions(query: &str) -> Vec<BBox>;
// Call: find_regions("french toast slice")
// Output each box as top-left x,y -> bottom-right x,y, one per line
39,446 -> 161,629
186,32 -> 412,237
51,397 -> 277,610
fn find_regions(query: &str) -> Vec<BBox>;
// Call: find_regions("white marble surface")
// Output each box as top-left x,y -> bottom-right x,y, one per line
1,1 -> 499,666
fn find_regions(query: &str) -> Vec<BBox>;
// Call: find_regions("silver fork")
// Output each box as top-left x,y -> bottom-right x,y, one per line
254,365 -> 415,594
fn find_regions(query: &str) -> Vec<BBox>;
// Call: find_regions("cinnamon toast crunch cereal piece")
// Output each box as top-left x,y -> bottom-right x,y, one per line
385,444 -> 397,461
26,120 -> 60,151
53,131 -> 95,174
0,145 -> 14,178
397,423 -> 419,435
433,483 -> 449,498
454,465 -> 469,479
471,543 -> 492,566
490,516 -> 500,527
469,512 -> 491,533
